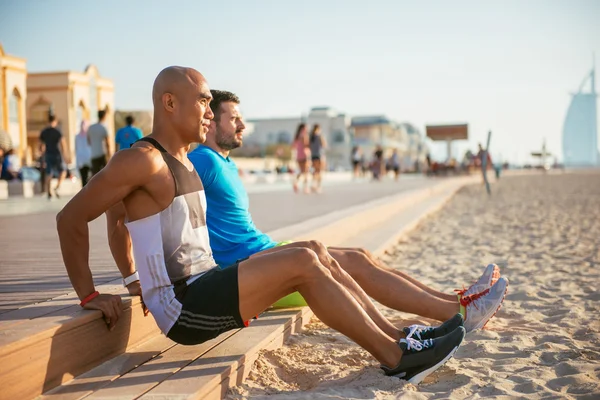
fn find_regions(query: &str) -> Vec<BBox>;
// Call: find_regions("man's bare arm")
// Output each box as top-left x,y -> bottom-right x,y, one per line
59,138 -> 70,164
104,135 -> 111,159
56,147 -> 159,328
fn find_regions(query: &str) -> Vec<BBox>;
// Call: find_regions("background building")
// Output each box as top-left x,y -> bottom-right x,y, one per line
350,116 -> 427,171
562,66 -> 599,166
0,43 -> 28,163
26,64 -> 114,165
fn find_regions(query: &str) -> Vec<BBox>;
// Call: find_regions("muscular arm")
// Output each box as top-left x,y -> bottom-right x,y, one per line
56,147 -> 160,327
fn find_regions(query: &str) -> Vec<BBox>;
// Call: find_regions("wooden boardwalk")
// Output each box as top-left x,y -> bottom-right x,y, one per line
0,178 -> 433,314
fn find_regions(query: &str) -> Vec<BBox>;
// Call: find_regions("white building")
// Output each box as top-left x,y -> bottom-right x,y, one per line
562,66 -> 599,166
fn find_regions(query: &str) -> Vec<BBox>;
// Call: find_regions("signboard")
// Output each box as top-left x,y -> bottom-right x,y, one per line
426,124 -> 468,141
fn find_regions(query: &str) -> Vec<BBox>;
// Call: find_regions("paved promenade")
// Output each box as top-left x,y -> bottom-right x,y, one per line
0,175 -> 437,314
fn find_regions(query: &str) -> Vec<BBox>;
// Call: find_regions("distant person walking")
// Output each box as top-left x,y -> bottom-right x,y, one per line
372,145 -> 384,181
351,146 -> 362,179
292,123 -> 310,193
75,120 -> 92,187
309,124 -> 327,193
387,148 -> 401,181
39,114 -> 69,198
115,115 -> 144,151
88,109 -> 110,175
0,128 -> 13,179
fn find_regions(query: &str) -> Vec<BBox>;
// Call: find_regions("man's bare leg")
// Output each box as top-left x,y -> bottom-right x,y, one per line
106,202 -> 135,278
54,170 -> 66,194
331,247 -> 457,301
327,247 -> 460,322
252,241 -> 402,340
238,247 -> 403,368
45,174 -> 53,197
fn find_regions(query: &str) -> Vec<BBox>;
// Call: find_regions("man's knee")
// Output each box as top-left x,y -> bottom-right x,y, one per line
336,249 -> 371,277
289,248 -> 331,282
305,240 -> 329,257
354,247 -> 373,260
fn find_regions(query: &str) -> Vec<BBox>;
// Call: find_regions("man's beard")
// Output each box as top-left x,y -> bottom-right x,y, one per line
216,130 -> 242,151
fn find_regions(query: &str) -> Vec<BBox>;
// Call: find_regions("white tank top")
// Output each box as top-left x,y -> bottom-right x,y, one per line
125,137 -> 217,334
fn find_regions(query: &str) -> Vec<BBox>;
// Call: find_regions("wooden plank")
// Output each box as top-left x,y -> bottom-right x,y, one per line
0,279 -> 123,330
0,285 -> 131,349
204,307 -> 313,400
39,335 -> 177,400
0,301 -> 161,400
85,329 -> 241,399
139,307 -> 312,400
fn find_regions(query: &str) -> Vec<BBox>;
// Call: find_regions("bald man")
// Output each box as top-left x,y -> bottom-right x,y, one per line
57,66 -> 465,384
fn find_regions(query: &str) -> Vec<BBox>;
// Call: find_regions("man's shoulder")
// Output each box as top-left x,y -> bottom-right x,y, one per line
89,123 -> 108,134
40,126 -> 60,137
188,146 -> 222,166
113,143 -> 164,172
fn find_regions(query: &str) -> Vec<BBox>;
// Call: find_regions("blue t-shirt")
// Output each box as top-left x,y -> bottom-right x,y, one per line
115,126 -> 143,150
188,145 -> 277,267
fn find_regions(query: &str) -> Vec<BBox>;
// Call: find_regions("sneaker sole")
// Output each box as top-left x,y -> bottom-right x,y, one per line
407,345 -> 460,385
472,282 -> 508,331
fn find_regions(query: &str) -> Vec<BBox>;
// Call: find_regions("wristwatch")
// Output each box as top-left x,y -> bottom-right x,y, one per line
123,271 -> 140,287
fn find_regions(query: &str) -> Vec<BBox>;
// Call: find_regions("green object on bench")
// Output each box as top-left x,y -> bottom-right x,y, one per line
272,291 -> 308,308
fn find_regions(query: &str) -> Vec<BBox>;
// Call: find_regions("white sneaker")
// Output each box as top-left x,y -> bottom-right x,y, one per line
461,277 -> 508,332
456,263 -> 500,298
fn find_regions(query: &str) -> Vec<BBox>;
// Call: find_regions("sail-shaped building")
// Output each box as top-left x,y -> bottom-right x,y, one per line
562,66 -> 599,166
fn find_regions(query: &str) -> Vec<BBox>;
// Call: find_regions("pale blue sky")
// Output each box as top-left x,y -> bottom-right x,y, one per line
1,0 -> 599,163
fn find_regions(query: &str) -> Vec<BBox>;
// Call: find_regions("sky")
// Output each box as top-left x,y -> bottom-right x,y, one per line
1,0 -> 599,164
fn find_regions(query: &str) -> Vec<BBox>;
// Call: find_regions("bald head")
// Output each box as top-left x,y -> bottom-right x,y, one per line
152,66 -> 206,107
150,66 -> 214,144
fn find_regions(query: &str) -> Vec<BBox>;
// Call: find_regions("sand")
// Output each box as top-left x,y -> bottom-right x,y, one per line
227,171 -> 600,399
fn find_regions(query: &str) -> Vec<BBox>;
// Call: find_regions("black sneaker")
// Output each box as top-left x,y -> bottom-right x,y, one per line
402,313 -> 464,341
382,325 -> 466,384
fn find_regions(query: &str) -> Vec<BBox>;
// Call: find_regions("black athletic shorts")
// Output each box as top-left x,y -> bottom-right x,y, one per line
167,262 -> 247,345
45,154 -> 64,176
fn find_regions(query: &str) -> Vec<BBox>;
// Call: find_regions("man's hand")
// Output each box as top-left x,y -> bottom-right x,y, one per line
126,281 -> 149,316
83,293 -> 123,331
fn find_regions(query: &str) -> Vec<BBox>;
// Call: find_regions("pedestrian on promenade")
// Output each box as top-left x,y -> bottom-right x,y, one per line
39,114 -> 69,199
88,109 -> 110,176
115,115 -> 144,151
292,123 -> 310,193
75,121 -> 92,187
309,124 -> 326,193
387,148 -> 401,181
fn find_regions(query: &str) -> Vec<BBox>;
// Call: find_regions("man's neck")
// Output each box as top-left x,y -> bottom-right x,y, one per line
204,141 -> 229,159
151,131 -> 191,161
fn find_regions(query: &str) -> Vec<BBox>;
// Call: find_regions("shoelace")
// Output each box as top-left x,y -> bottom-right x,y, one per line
402,337 -> 434,352
455,275 -> 486,296
459,288 -> 491,310
454,286 -> 468,296
406,324 -> 434,341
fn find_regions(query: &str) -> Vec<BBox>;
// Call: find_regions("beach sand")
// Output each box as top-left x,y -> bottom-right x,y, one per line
227,171 -> 600,399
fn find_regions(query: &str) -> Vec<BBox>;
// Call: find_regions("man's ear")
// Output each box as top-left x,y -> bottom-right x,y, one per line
162,93 -> 175,112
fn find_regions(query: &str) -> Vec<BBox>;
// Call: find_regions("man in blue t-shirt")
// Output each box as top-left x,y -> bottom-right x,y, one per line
187,90 -> 508,333
115,115 -> 144,151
